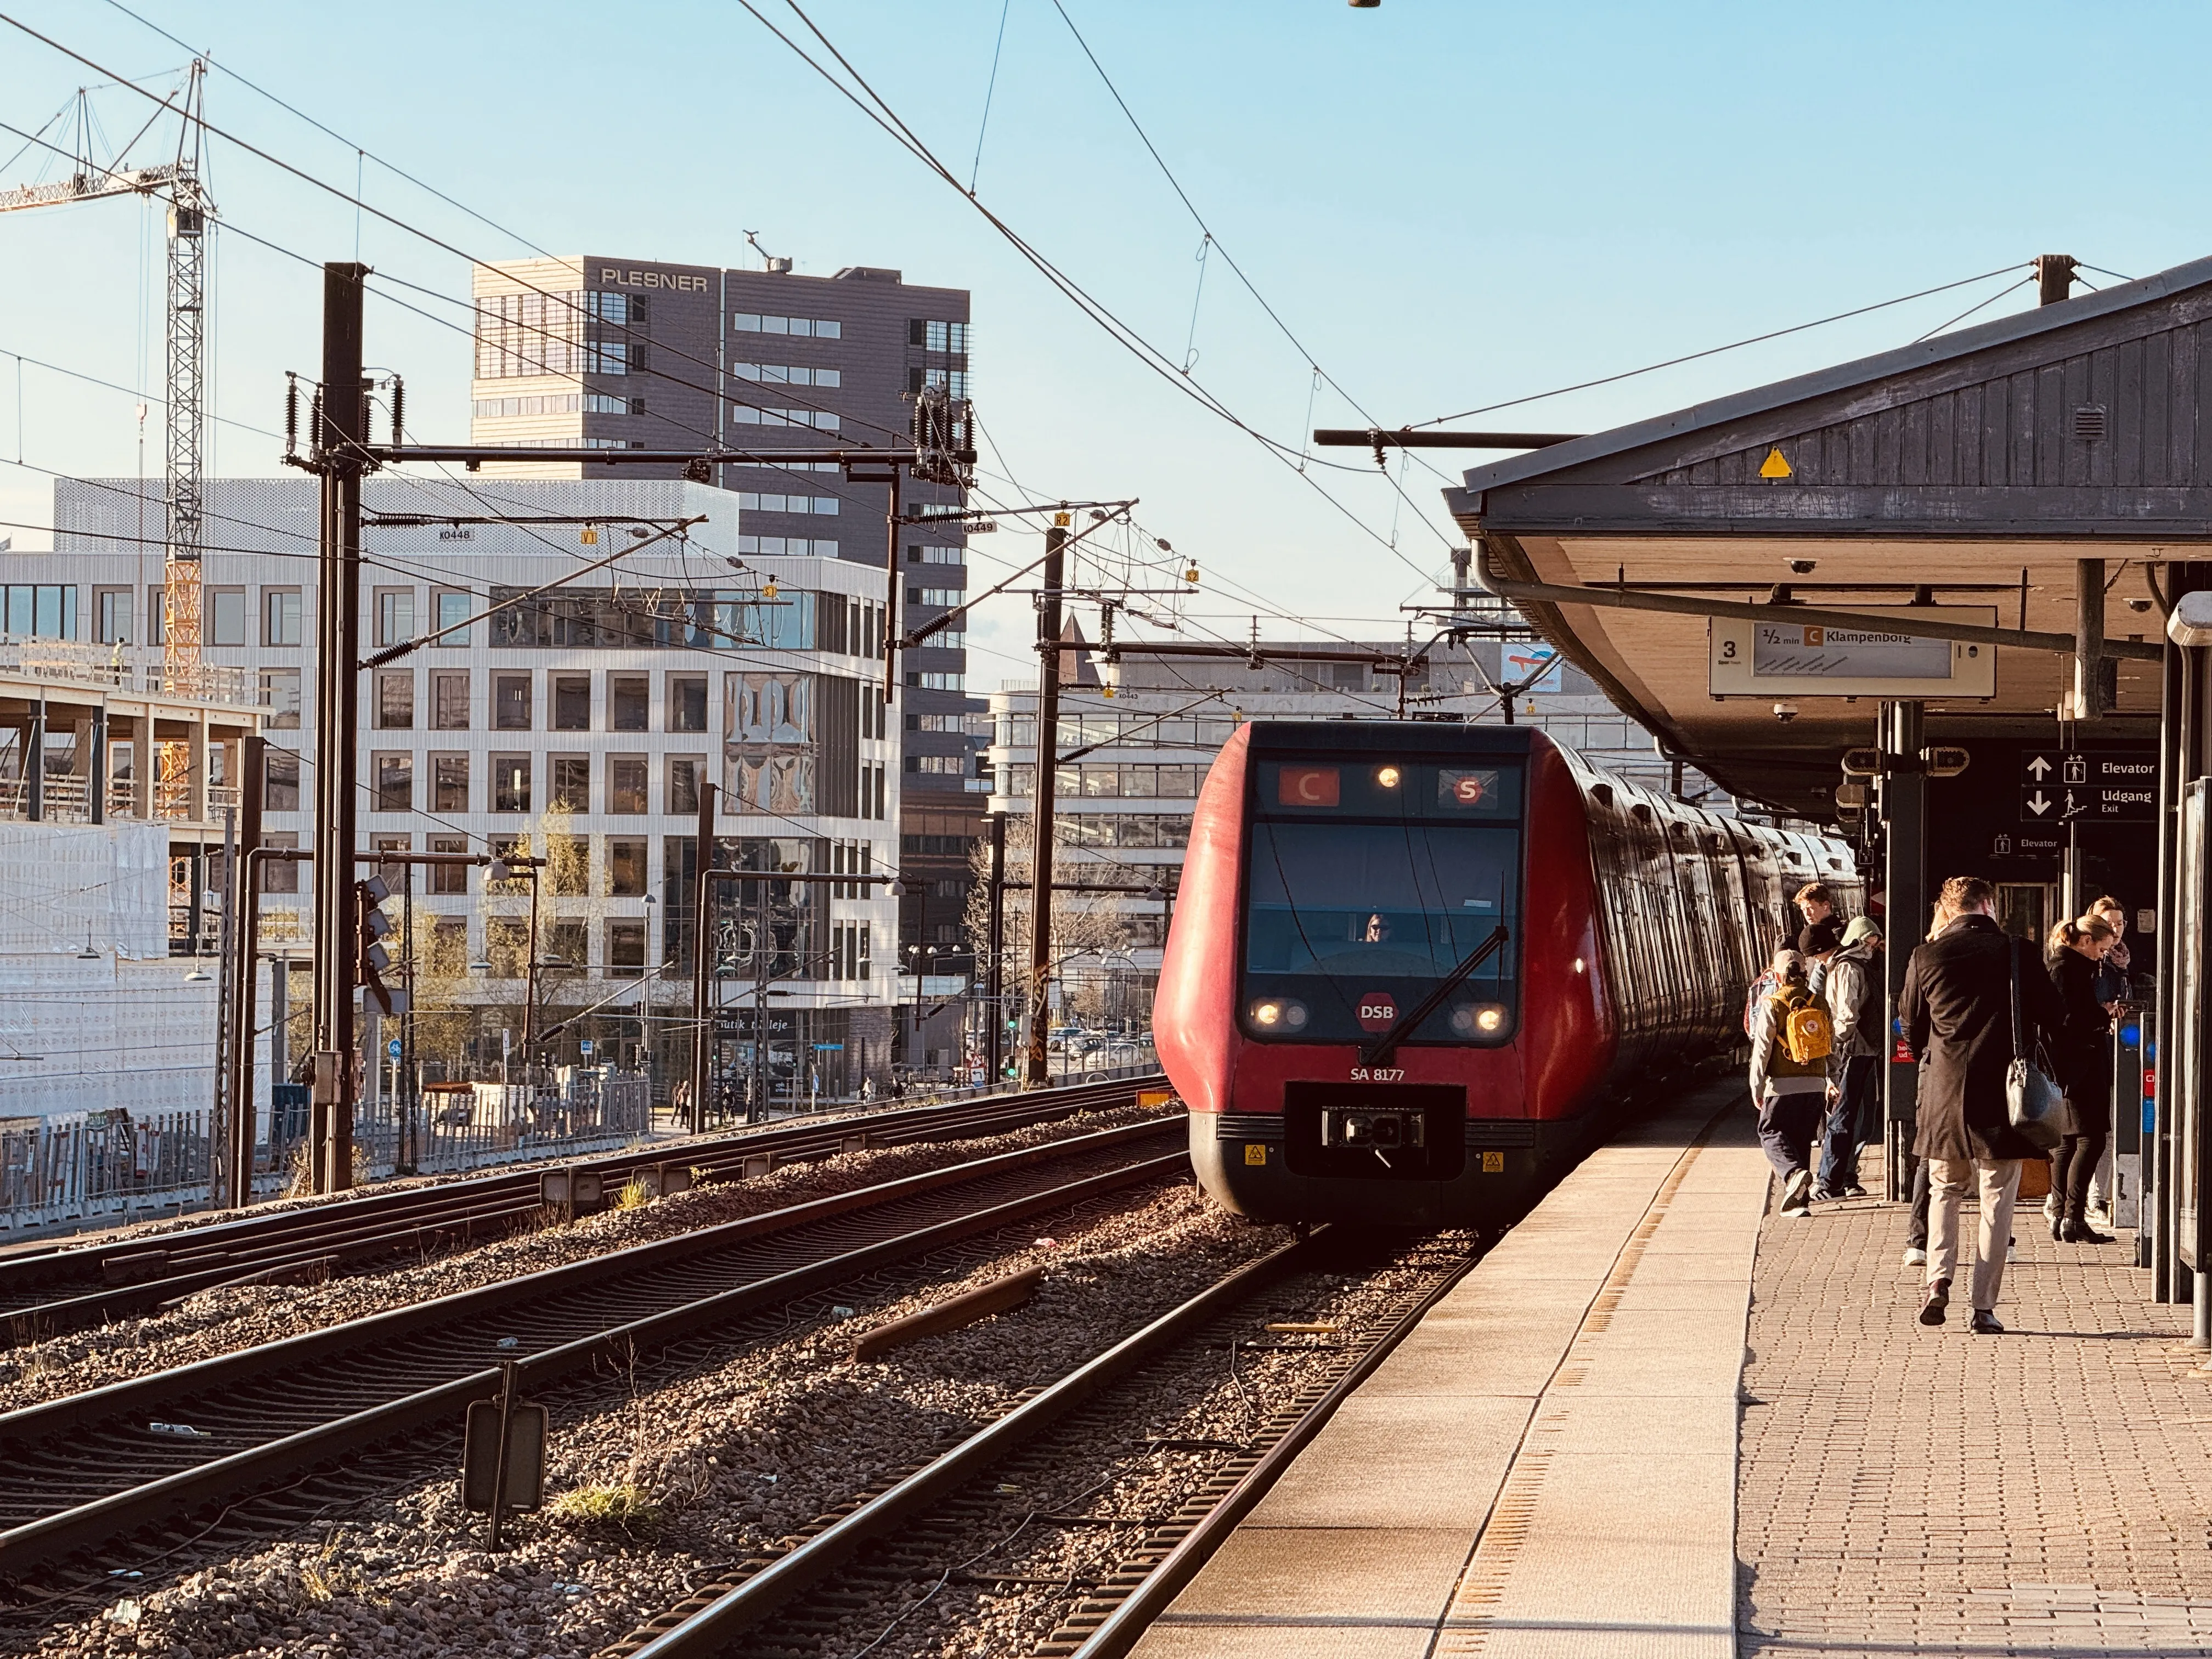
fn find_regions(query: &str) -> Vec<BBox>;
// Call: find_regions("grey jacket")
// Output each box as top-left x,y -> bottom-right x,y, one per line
1749,994 -> 1831,1102
1823,941 -> 1883,1075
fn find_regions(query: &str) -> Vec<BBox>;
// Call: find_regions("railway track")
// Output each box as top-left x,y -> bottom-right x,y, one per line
600,1228 -> 1481,1659
1,1073 -> 1168,1342
0,1115 -> 1187,1599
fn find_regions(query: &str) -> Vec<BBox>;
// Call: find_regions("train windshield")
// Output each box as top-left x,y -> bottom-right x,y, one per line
1241,758 -> 1523,1046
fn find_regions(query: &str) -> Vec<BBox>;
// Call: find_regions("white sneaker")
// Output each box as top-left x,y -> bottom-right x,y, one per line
2007,1241 -> 2018,1262
1903,1246 -> 1927,1267
1781,1169 -> 1813,1217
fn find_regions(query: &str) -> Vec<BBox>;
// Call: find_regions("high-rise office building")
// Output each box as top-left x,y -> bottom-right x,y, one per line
470,256 -> 987,972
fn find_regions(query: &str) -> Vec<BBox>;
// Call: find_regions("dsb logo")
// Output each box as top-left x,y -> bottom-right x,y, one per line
1356,992 -> 1398,1032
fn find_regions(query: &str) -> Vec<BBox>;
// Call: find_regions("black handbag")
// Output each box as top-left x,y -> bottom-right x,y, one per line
2006,941 -> 2065,1152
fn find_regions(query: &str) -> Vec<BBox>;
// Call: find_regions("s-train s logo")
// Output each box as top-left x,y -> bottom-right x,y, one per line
1355,991 -> 1398,1032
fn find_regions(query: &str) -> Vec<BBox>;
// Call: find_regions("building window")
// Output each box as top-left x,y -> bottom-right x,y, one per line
492,754 -> 531,814
909,319 -> 969,353
550,754 -> 590,812
905,545 -> 962,566
609,675 -> 649,732
668,755 -> 702,815
264,749 -> 301,811
907,587 -> 963,607
669,674 -> 707,732
261,832 -> 299,893
906,367 -> 970,400
94,586 -> 134,645
608,918 -> 646,976
435,590 -> 471,646
146,584 -> 167,646
428,834 -> 467,895
730,362 -> 842,387
546,838 -> 588,898
376,671 -> 414,730
432,754 -> 470,814
727,405 -> 839,431
432,671 -> 470,730
209,587 -> 246,647
484,917 -> 527,978
608,755 -> 648,814
731,312 -> 842,338
493,672 -> 532,730
552,674 -> 591,731
735,492 -> 839,516
607,837 -> 647,896
264,589 -> 303,646
375,589 -> 415,648
906,672 -> 966,691
258,669 -> 302,730
373,752 -> 413,812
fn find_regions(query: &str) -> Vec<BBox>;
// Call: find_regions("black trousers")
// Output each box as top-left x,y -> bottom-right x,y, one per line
2055,1130 -> 2109,1223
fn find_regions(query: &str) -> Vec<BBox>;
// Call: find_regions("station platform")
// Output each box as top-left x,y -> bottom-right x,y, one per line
1132,1079 -> 2212,1658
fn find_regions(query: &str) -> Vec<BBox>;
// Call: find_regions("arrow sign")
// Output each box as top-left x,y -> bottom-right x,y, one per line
2027,792 -> 2053,816
2027,755 -> 2053,780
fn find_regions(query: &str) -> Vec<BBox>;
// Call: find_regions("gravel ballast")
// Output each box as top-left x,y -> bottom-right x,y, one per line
23,1183 -> 1464,1659
0,1103 -> 1171,1410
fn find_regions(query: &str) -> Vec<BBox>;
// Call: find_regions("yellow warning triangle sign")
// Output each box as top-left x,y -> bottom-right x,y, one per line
1759,447 -> 1792,479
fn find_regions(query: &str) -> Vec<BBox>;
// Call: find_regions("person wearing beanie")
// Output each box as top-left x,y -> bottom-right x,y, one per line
1815,915 -> 1885,1200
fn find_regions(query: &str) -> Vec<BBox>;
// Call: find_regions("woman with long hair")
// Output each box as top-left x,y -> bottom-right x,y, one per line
2046,913 -> 2120,1243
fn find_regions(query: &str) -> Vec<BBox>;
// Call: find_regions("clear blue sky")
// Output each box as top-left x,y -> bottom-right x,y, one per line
1,0 -> 2202,682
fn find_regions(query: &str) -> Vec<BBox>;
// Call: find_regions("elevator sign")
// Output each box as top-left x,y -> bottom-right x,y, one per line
2019,749 -> 2157,823
1708,607 -> 1998,698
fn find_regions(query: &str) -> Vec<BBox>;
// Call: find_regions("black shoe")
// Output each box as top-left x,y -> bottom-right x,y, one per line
1970,1310 -> 2006,1335
2051,1217 -> 2066,1242
2062,1219 -> 2115,1244
1920,1279 -> 1950,1326
1842,1183 -> 1868,1198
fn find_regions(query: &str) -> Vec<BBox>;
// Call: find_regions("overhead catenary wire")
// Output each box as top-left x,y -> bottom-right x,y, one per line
1411,263 -> 2035,429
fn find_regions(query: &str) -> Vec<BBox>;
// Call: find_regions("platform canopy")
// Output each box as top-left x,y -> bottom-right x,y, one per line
1443,256 -> 2212,816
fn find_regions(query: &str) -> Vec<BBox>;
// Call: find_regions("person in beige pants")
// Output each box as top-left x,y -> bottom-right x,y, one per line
1899,877 -> 2067,1334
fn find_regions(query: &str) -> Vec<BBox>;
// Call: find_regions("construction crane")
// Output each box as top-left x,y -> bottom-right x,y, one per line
0,61 -> 211,695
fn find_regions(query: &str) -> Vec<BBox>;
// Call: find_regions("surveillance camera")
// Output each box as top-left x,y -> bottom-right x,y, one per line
2126,597 -> 2153,613
1773,703 -> 1799,724
1786,558 -> 1818,576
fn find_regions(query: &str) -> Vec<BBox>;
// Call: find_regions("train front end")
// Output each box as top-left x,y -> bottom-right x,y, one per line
1154,722 -> 1610,1228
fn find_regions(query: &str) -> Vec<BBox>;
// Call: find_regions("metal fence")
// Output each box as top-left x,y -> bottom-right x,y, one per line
0,1071 -> 656,1235
0,1108 -> 217,1235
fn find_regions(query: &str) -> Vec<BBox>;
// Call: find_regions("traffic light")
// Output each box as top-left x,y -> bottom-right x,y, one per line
354,876 -> 408,1017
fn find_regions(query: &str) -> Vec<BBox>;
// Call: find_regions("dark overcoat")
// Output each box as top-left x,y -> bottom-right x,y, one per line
2047,946 -> 2114,1136
1901,914 -> 2068,1162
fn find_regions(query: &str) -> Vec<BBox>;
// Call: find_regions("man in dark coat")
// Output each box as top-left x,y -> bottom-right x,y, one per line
1899,876 -> 2067,1333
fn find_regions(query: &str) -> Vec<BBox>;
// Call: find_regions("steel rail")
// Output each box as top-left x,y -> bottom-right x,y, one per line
617,1236 -> 1319,1659
1057,1244 -> 1483,1658
1,1074 -> 1169,1335
0,1121 -> 1184,1581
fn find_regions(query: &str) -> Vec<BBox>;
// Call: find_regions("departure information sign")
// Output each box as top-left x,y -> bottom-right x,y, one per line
1709,607 -> 1997,698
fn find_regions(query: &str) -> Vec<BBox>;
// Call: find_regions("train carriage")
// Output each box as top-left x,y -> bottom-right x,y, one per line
1154,721 -> 1860,1228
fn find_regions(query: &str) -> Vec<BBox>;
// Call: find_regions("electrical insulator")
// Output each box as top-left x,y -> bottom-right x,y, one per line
309,388 -> 324,453
284,376 -> 299,456
389,376 -> 405,446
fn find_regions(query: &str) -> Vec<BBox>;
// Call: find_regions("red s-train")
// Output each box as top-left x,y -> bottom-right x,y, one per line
1154,722 -> 1862,1227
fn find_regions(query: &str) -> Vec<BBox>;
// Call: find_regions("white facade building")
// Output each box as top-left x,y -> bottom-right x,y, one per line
29,475 -> 899,1101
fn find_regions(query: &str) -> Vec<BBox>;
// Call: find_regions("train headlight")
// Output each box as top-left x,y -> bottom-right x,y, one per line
1449,1002 -> 1510,1036
1375,765 -> 1402,789
1248,998 -> 1309,1031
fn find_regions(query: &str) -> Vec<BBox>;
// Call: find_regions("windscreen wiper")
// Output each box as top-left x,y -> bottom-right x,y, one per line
1361,924 -> 1511,1067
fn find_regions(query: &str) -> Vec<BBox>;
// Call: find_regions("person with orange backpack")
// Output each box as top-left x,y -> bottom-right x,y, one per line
1748,948 -> 1836,1217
